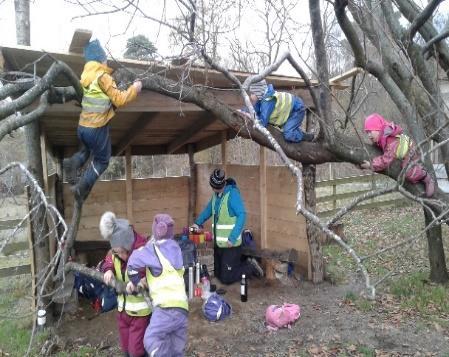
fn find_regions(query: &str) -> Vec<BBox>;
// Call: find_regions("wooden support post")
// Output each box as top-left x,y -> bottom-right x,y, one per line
125,147 -> 134,224
188,144 -> 197,225
260,146 -> 267,249
40,130 -> 49,194
330,163 -> 336,210
221,131 -> 227,172
26,186 -> 36,313
25,120 -> 52,314
51,148 -> 65,259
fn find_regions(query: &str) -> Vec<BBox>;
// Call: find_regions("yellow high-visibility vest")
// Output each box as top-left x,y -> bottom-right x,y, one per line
146,245 -> 188,311
265,92 -> 293,128
113,256 -> 151,316
81,74 -> 112,114
211,192 -> 242,248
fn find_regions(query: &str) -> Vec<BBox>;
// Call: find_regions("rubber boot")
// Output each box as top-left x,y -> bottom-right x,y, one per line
71,178 -> 92,203
63,158 -> 78,186
423,173 -> 435,198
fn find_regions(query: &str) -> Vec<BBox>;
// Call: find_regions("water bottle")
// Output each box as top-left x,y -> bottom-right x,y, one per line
188,265 -> 194,300
201,264 -> 210,279
195,261 -> 200,284
37,309 -> 46,330
240,274 -> 247,302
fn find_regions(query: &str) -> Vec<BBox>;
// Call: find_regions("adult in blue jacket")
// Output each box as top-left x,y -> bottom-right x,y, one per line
248,80 -> 315,143
191,169 -> 263,284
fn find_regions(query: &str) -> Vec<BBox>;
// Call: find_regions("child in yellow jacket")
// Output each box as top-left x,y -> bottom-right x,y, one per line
64,40 -> 142,202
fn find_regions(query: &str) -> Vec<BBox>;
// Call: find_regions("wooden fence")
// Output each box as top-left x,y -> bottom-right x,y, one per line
0,173 -> 408,279
0,218 -> 31,278
316,174 -> 407,217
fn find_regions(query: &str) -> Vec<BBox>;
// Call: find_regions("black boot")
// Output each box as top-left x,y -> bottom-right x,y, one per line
63,158 -> 78,186
302,132 -> 315,142
71,179 -> 92,203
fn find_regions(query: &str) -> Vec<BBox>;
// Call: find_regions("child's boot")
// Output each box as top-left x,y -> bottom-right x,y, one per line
63,158 -> 78,186
423,173 -> 435,197
71,179 -> 91,203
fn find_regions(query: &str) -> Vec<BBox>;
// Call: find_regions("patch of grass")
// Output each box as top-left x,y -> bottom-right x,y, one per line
355,298 -> 374,312
0,320 -> 31,356
390,271 -> 449,314
344,290 -> 357,302
357,345 -> 375,357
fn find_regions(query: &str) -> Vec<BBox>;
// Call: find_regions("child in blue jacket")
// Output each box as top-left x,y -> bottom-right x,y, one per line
248,80 -> 314,143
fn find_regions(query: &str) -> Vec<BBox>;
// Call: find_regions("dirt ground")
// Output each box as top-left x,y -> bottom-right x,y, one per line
57,274 -> 449,356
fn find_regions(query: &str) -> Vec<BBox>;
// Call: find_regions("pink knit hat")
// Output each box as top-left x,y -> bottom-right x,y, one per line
152,213 -> 175,240
364,113 -> 388,132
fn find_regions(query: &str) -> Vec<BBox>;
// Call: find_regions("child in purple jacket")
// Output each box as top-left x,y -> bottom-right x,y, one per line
127,214 -> 188,357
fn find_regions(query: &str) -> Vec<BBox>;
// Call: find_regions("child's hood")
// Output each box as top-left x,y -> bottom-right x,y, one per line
264,84 -> 275,98
152,239 -> 184,270
224,177 -> 239,194
80,61 -> 113,87
378,122 -> 403,149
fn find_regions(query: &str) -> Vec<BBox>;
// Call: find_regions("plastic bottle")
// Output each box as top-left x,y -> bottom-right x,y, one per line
188,265 -> 194,300
240,274 -> 247,302
195,261 -> 200,284
201,276 -> 211,300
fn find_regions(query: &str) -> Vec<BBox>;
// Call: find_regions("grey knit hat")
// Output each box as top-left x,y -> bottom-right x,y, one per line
249,79 -> 268,99
99,212 -> 134,251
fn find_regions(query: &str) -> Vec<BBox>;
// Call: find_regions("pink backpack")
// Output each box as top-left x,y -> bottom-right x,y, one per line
265,303 -> 300,331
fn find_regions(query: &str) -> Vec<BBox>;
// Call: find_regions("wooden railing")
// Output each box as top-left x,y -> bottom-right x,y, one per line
316,174 -> 407,217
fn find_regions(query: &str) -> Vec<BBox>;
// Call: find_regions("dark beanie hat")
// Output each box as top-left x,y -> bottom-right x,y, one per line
84,39 -> 107,63
210,169 -> 226,189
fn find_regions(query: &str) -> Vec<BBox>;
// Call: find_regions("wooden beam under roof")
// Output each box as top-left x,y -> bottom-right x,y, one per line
128,145 -> 169,156
195,130 -> 233,153
113,113 -> 157,156
167,113 -> 214,154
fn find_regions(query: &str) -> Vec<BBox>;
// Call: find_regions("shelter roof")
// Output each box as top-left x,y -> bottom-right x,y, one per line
1,41 -> 350,156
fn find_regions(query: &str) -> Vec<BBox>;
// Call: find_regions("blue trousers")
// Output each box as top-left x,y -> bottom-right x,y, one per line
283,106 -> 305,143
71,125 -> 111,190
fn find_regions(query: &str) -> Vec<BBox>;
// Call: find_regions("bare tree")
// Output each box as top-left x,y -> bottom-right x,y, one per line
2,0 -> 449,306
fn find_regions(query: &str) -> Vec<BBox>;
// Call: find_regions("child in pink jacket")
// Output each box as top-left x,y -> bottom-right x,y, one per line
360,113 -> 435,197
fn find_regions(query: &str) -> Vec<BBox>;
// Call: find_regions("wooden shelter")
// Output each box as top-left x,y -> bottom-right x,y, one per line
0,31 -> 350,279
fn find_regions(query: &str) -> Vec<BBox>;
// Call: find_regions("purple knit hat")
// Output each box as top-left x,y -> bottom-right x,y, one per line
152,213 -> 175,240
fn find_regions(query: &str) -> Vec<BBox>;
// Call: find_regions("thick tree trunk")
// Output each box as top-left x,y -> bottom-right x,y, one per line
15,0 -> 53,321
24,121 -> 53,318
303,164 -> 323,283
14,0 -> 30,45
424,209 -> 449,283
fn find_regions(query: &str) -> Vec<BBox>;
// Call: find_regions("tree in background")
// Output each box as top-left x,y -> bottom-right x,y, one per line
124,34 -> 157,61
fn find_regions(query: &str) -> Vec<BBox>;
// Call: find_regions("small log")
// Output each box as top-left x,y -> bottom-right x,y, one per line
241,247 -> 298,263
64,262 -> 152,307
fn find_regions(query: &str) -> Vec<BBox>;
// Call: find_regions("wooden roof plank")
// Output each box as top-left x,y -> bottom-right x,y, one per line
113,113 -> 157,156
167,113 -> 214,154
68,29 -> 92,54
